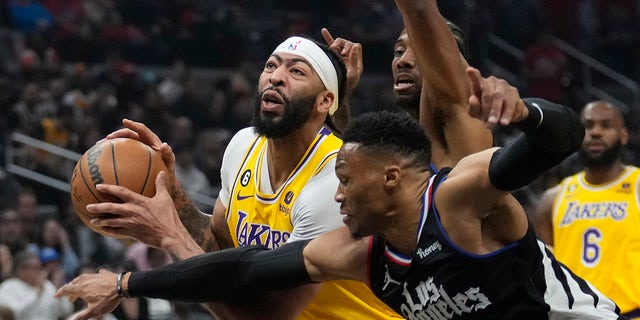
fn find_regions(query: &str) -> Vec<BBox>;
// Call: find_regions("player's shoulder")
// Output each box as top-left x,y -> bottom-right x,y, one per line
230,127 -> 258,145
628,165 -> 640,173
224,127 -> 258,154
544,183 -> 563,197
538,184 -> 562,209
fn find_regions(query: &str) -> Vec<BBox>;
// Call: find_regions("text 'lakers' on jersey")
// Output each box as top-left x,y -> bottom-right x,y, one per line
226,128 -> 402,319
552,166 -> 640,313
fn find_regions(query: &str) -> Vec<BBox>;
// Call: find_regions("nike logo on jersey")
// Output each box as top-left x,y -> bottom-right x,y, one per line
236,192 -> 253,201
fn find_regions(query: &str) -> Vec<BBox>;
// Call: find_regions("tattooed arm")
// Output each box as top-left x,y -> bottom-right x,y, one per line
168,183 -> 234,256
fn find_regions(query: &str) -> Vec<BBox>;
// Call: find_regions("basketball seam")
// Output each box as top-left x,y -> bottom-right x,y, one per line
111,140 -> 119,186
140,146 -> 153,194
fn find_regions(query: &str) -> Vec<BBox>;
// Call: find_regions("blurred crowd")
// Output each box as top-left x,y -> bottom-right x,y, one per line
0,0 -> 639,319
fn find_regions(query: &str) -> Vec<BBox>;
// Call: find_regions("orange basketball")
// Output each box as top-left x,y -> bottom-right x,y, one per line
70,138 -> 167,238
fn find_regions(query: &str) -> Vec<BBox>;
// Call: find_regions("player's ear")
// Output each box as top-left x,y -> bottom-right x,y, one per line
620,127 -> 629,146
383,166 -> 401,188
316,90 -> 335,113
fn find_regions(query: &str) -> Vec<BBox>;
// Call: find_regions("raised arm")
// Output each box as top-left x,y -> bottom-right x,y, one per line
55,227 -> 367,320
431,97 -> 582,255
321,28 -> 363,135
394,0 -> 493,167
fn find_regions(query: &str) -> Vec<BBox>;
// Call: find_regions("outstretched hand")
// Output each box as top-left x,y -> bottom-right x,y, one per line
467,67 -> 528,128
55,269 -> 122,320
321,28 -> 363,93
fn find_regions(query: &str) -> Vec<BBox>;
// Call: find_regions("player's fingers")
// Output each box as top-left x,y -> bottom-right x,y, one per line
499,87 -> 519,125
158,142 -> 175,170
468,95 -> 482,118
481,78 -> 498,118
488,83 -> 506,123
105,128 -> 139,141
67,294 -> 79,303
350,47 -> 363,90
86,207 -> 133,225
94,184 -> 141,203
499,103 -> 515,125
86,208 -> 130,225
89,213 -> 135,230
340,40 -> 354,56
466,67 -> 483,96
98,226 -> 126,237
154,171 -> 168,196
72,308 -> 94,320
54,284 -> 71,298
122,119 -> 163,149
321,28 -> 335,46
350,43 -> 363,68
56,283 -> 81,302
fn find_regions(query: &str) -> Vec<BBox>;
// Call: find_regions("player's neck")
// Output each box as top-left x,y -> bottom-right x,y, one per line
382,174 -> 430,256
383,207 -> 423,257
584,162 -> 626,185
265,123 -> 324,190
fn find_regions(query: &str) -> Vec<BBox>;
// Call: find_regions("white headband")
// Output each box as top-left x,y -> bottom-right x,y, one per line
272,36 -> 340,115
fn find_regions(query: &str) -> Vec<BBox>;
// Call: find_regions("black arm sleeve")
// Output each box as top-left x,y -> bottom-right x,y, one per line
127,240 -> 313,302
488,98 -> 584,191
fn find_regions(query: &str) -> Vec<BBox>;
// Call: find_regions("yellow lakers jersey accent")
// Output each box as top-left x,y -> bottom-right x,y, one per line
552,166 -> 640,313
226,128 -> 401,319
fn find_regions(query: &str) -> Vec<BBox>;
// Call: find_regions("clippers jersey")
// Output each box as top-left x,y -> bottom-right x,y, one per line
369,169 -> 621,319
225,127 -> 401,319
552,166 -> 640,314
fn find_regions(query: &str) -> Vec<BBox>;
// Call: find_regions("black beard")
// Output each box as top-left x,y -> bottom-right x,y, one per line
252,90 -> 316,138
578,140 -> 623,169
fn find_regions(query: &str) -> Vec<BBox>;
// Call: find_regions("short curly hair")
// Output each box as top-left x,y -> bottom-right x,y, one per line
342,111 -> 431,169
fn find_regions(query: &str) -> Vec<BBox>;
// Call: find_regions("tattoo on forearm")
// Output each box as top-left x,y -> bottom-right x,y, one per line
171,184 -> 218,251
177,206 -> 212,247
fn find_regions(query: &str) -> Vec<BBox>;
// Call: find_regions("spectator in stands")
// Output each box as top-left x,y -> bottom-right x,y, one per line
195,128 -> 233,188
6,82 -> 51,135
6,0 -> 54,34
0,210 -> 32,255
0,244 -> 13,283
63,198 -> 125,268
38,246 -> 65,288
13,188 -> 40,244
174,142 -> 212,202
35,218 -> 79,281
0,250 -> 73,320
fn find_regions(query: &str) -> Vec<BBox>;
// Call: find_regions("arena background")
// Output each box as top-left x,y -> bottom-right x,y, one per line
0,1 -> 638,319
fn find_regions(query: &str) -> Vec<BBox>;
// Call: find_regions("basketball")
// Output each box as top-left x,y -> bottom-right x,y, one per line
70,138 -> 167,238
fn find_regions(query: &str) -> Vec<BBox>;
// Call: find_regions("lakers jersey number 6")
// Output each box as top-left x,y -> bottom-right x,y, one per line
552,166 -> 640,313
